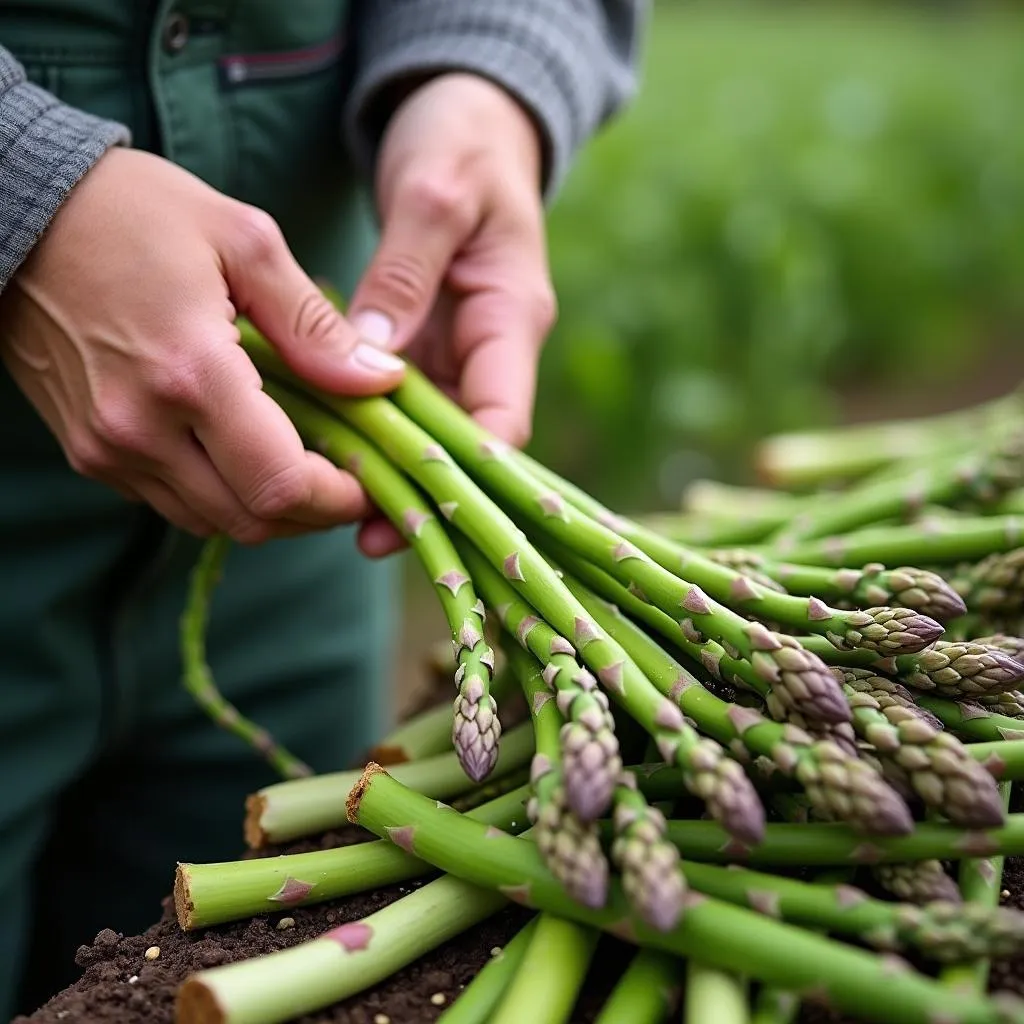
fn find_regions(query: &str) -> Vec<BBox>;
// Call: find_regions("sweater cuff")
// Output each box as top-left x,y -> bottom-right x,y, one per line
0,73 -> 130,291
344,3 -> 640,200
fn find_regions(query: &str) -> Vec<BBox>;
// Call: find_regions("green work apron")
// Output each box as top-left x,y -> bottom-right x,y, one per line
0,2 -> 396,1014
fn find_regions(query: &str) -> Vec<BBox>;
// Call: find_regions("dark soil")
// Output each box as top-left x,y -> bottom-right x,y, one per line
15,815 -> 1024,1024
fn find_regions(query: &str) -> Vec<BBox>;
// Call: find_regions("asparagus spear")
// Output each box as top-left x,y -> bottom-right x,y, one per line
610,774 -> 688,932
656,815 -> 1024,865
841,670 -> 943,729
507,642 -> 609,909
871,861 -> 962,905
948,550 -> 1024,614
555,556 -> 914,837
679,859 -> 1024,963
836,671 -> 1006,827
266,383 -> 499,782
388,367 -> 857,722
711,554 -> 967,623
770,431 -> 1024,546
756,516 -> 1024,568
917,696 -> 1024,744
182,536 -> 312,779
970,691 -> 1024,720
456,539 -> 621,821
593,949 -> 681,1024
800,636 -> 1024,699
437,917 -> 539,1024
348,765 -> 1021,1024
753,390 -> 1024,489
684,963 -> 748,1024
176,871 -> 508,1024
244,720 -> 535,848
489,914 -> 599,1024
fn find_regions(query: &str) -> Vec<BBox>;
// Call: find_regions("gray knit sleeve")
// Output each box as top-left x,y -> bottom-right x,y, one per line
0,45 -> 129,292
343,1 -> 647,198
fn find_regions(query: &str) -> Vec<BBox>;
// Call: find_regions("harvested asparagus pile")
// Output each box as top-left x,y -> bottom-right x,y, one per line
170,326 -> 1024,1024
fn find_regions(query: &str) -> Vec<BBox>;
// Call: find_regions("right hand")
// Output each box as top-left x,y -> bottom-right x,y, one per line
0,147 -> 406,544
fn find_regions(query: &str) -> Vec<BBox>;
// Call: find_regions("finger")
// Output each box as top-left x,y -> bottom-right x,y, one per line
357,516 -> 408,559
451,278 -> 554,447
347,170 -> 483,352
219,204 -> 405,394
128,474 -> 218,538
186,352 -> 375,529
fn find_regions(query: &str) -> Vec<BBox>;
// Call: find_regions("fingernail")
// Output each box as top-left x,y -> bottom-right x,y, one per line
352,341 -> 404,373
351,309 -> 395,348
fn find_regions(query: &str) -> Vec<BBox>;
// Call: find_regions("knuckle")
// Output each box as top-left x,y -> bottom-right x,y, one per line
403,175 -> 467,228
65,431 -> 113,478
230,205 -> 285,264
246,463 -> 309,520
89,400 -> 146,453
149,358 -> 207,408
230,519 -> 275,546
362,252 -> 433,315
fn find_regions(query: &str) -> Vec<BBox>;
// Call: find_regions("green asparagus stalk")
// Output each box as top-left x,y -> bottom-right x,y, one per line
182,536 -> 312,779
942,782 -> 1015,993
610,775 -> 687,932
489,914 -> 599,1024
640,510 -> 789,549
948,550 -> 1024,614
554,555 -> 914,837
656,814 -> 1024,866
871,861 -> 963,905
756,516 -> 1024,568
679,859 -> 1024,962
507,642 -> 610,908
348,764 -> 1021,1024
755,390 -> 1024,488
244,332 -> 763,846
456,539 -> 621,821
176,784 -> 529,930
176,871 -> 508,1024
770,431 -> 1024,546
436,917 -> 539,1024
916,695 -> 1024,744
800,637 -> 1024,699
682,479 -> 802,519
684,963 -> 748,1024
244,719 -> 535,848
365,700 -> 454,765
712,554 -> 967,623
266,383 -> 499,783
836,671 -> 1005,827
389,367 -> 859,723
593,949 -> 681,1024
971,691 -> 1024,720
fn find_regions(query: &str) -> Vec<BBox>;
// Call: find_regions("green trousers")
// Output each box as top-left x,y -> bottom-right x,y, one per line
0,2 -> 396,1015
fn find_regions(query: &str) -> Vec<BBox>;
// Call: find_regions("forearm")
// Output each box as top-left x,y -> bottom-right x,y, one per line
0,44 -> 129,292
343,0 -> 648,197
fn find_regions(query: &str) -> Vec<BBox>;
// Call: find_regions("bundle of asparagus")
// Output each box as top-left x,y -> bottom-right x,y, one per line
169,324 -> 1024,1024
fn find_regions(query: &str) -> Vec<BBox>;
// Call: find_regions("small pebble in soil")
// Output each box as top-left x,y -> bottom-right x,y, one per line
430,993 -> 447,1007
144,947 -> 160,961
490,946 -> 502,957
128,976 -> 139,985
373,1015 -> 391,1024
276,917 -> 296,931
1003,889 -> 1011,899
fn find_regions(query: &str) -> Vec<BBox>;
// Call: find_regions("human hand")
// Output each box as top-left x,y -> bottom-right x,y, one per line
0,147 -> 405,544
346,73 -> 557,556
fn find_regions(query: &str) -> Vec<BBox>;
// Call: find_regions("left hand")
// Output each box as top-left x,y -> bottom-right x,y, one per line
347,73 -> 557,556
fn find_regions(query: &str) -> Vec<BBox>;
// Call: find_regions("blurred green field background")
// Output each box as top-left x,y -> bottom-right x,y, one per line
395,0 -> 1024,710
530,0 -> 1024,511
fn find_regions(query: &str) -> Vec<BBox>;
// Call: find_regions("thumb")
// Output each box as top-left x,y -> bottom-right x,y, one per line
221,206 -> 405,394
348,177 -> 477,350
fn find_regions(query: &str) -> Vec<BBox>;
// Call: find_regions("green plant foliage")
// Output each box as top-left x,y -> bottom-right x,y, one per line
533,3 -> 1024,509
